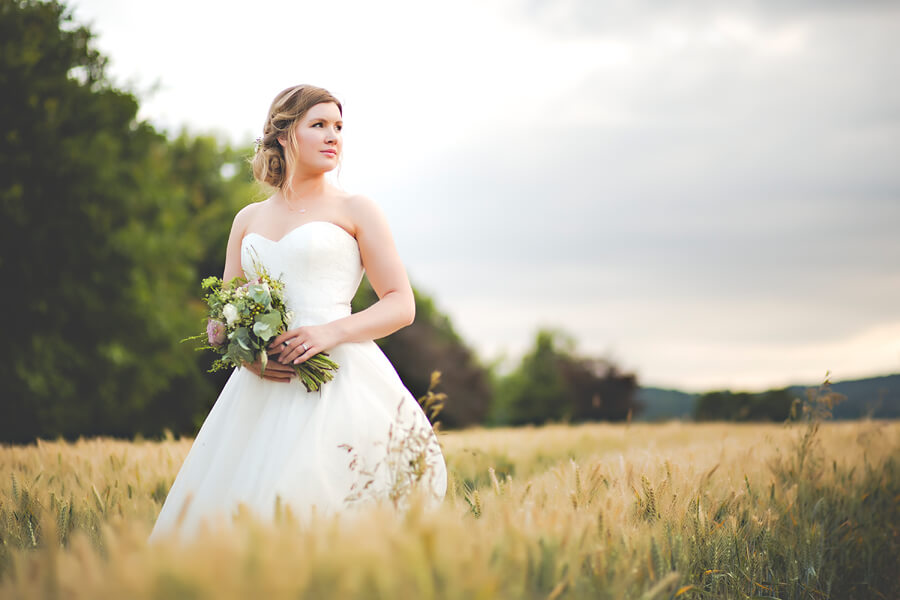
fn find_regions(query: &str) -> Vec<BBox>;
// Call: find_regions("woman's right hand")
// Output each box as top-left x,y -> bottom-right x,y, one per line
241,349 -> 296,383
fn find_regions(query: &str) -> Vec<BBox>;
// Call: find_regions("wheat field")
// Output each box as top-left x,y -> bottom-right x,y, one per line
1,416 -> 897,599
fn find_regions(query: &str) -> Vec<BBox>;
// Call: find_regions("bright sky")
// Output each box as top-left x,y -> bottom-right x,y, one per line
67,0 -> 900,393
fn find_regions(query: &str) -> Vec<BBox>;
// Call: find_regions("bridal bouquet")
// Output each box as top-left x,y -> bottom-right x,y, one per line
182,253 -> 339,392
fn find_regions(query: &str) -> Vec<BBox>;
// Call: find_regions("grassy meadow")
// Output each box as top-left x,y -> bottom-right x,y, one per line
1,414 -> 898,599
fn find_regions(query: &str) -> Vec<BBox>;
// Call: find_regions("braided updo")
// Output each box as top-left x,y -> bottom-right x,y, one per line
250,84 -> 343,189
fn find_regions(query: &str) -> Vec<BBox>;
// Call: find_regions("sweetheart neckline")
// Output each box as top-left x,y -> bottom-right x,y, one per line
241,221 -> 357,247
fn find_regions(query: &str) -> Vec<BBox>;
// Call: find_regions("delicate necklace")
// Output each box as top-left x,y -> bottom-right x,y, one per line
280,191 -> 307,213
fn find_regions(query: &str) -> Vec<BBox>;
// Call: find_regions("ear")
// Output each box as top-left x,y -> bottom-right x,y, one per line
277,136 -> 286,147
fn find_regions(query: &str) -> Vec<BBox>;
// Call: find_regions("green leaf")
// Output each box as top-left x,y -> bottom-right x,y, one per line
252,311 -> 282,341
227,338 -> 255,366
248,284 -> 271,307
234,327 -> 252,351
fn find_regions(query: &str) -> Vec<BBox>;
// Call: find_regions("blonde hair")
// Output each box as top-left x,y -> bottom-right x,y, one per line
250,84 -> 343,190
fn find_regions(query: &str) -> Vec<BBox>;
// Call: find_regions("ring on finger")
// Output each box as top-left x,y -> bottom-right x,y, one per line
302,343 -> 309,352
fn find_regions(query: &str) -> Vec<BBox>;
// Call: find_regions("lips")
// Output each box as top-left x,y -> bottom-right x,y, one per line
321,150 -> 337,157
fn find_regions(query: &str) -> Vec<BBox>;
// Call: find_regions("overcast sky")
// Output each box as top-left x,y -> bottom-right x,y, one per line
67,0 -> 900,392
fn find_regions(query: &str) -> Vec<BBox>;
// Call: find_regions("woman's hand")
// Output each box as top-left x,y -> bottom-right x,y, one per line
269,323 -> 343,365
241,348 -> 297,383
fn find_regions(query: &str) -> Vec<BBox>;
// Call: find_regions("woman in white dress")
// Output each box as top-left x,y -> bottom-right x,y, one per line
148,85 -> 448,543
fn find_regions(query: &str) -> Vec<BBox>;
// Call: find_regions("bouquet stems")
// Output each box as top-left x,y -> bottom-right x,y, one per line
288,352 -> 340,392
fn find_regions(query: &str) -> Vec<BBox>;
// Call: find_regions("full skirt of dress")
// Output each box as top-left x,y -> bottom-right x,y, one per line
147,339 -> 447,543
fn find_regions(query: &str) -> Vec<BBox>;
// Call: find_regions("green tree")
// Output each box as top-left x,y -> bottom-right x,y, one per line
694,388 -> 796,421
0,0 -> 226,441
490,329 -> 573,425
490,328 -> 641,426
133,133 -> 263,435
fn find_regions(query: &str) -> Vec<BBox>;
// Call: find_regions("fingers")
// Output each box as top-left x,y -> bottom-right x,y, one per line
276,339 -> 311,364
268,327 -> 313,355
269,328 -> 303,351
268,332 -> 289,349
292,344 -> 315,365
266,352 -> 294,373
244,355 -> 295,383
261,327 -> 322,367
261,359 -> 295,376
258,369 -> 293,382
264,373 -> 293,383
266,338 -> 294,362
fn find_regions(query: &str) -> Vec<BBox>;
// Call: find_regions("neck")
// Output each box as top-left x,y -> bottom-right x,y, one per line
282,172 -> 328,202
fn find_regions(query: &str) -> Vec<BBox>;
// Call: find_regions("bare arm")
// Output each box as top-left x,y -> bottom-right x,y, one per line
333,194 -> 416,342
222,204 -> 253,286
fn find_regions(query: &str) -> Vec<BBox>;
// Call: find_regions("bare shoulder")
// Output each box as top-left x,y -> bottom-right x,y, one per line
236,197 -> 266,221
344,192 -> 379,214
343,193 -> 388,231
231,197 -> 268,233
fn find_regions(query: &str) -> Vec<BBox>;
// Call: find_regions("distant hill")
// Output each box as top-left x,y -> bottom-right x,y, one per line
636,373 -> 900,421
634,387 -> 697,421
787,373 -> 900,419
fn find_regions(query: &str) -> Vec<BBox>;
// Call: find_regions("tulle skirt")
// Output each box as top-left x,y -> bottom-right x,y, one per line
147,340 -> 447,543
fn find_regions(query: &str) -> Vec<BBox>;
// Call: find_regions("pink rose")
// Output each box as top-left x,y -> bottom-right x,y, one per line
206,319 -> 226,346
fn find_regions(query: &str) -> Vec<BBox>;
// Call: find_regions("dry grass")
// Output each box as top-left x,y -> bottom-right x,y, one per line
1,418 -> 898,599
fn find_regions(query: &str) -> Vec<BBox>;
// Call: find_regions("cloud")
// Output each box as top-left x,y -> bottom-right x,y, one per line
513,0 -> 900,38
381,0 -> 900,389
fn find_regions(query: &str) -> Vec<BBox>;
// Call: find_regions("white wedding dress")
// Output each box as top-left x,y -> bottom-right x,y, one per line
148,221 -> 448,543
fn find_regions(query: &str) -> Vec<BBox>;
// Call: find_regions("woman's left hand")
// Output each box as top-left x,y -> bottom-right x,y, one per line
268,323 -> 342,365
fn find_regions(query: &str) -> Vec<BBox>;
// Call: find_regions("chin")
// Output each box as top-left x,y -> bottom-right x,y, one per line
312,156 -> 339,172
302,161 -> 337,175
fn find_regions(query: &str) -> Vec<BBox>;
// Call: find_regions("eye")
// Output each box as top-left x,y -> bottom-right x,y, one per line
336,124 -> 343,131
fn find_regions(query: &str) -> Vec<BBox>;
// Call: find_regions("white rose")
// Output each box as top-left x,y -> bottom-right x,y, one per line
222,303 -> 239,326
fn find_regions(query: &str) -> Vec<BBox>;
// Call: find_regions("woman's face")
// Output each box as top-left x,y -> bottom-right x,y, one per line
281,101 -> 343,174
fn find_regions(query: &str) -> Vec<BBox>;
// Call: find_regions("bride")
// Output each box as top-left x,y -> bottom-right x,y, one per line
148,84 -> 448,542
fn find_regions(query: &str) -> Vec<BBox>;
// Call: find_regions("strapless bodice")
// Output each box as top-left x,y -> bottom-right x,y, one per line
240,221 -> 364,327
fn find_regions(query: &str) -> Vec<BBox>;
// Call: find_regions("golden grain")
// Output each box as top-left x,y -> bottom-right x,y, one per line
0,420 -> 896,599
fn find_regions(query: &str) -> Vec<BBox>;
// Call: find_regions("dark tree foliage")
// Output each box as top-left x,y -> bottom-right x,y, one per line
490,329 -> 641,426
352,277 -> 492,428
0,0 -> 251,442
561,356 -> 642,422
694,388 -> 796,421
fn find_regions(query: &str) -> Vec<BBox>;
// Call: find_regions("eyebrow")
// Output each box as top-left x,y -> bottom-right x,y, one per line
310,117 -> 343,124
